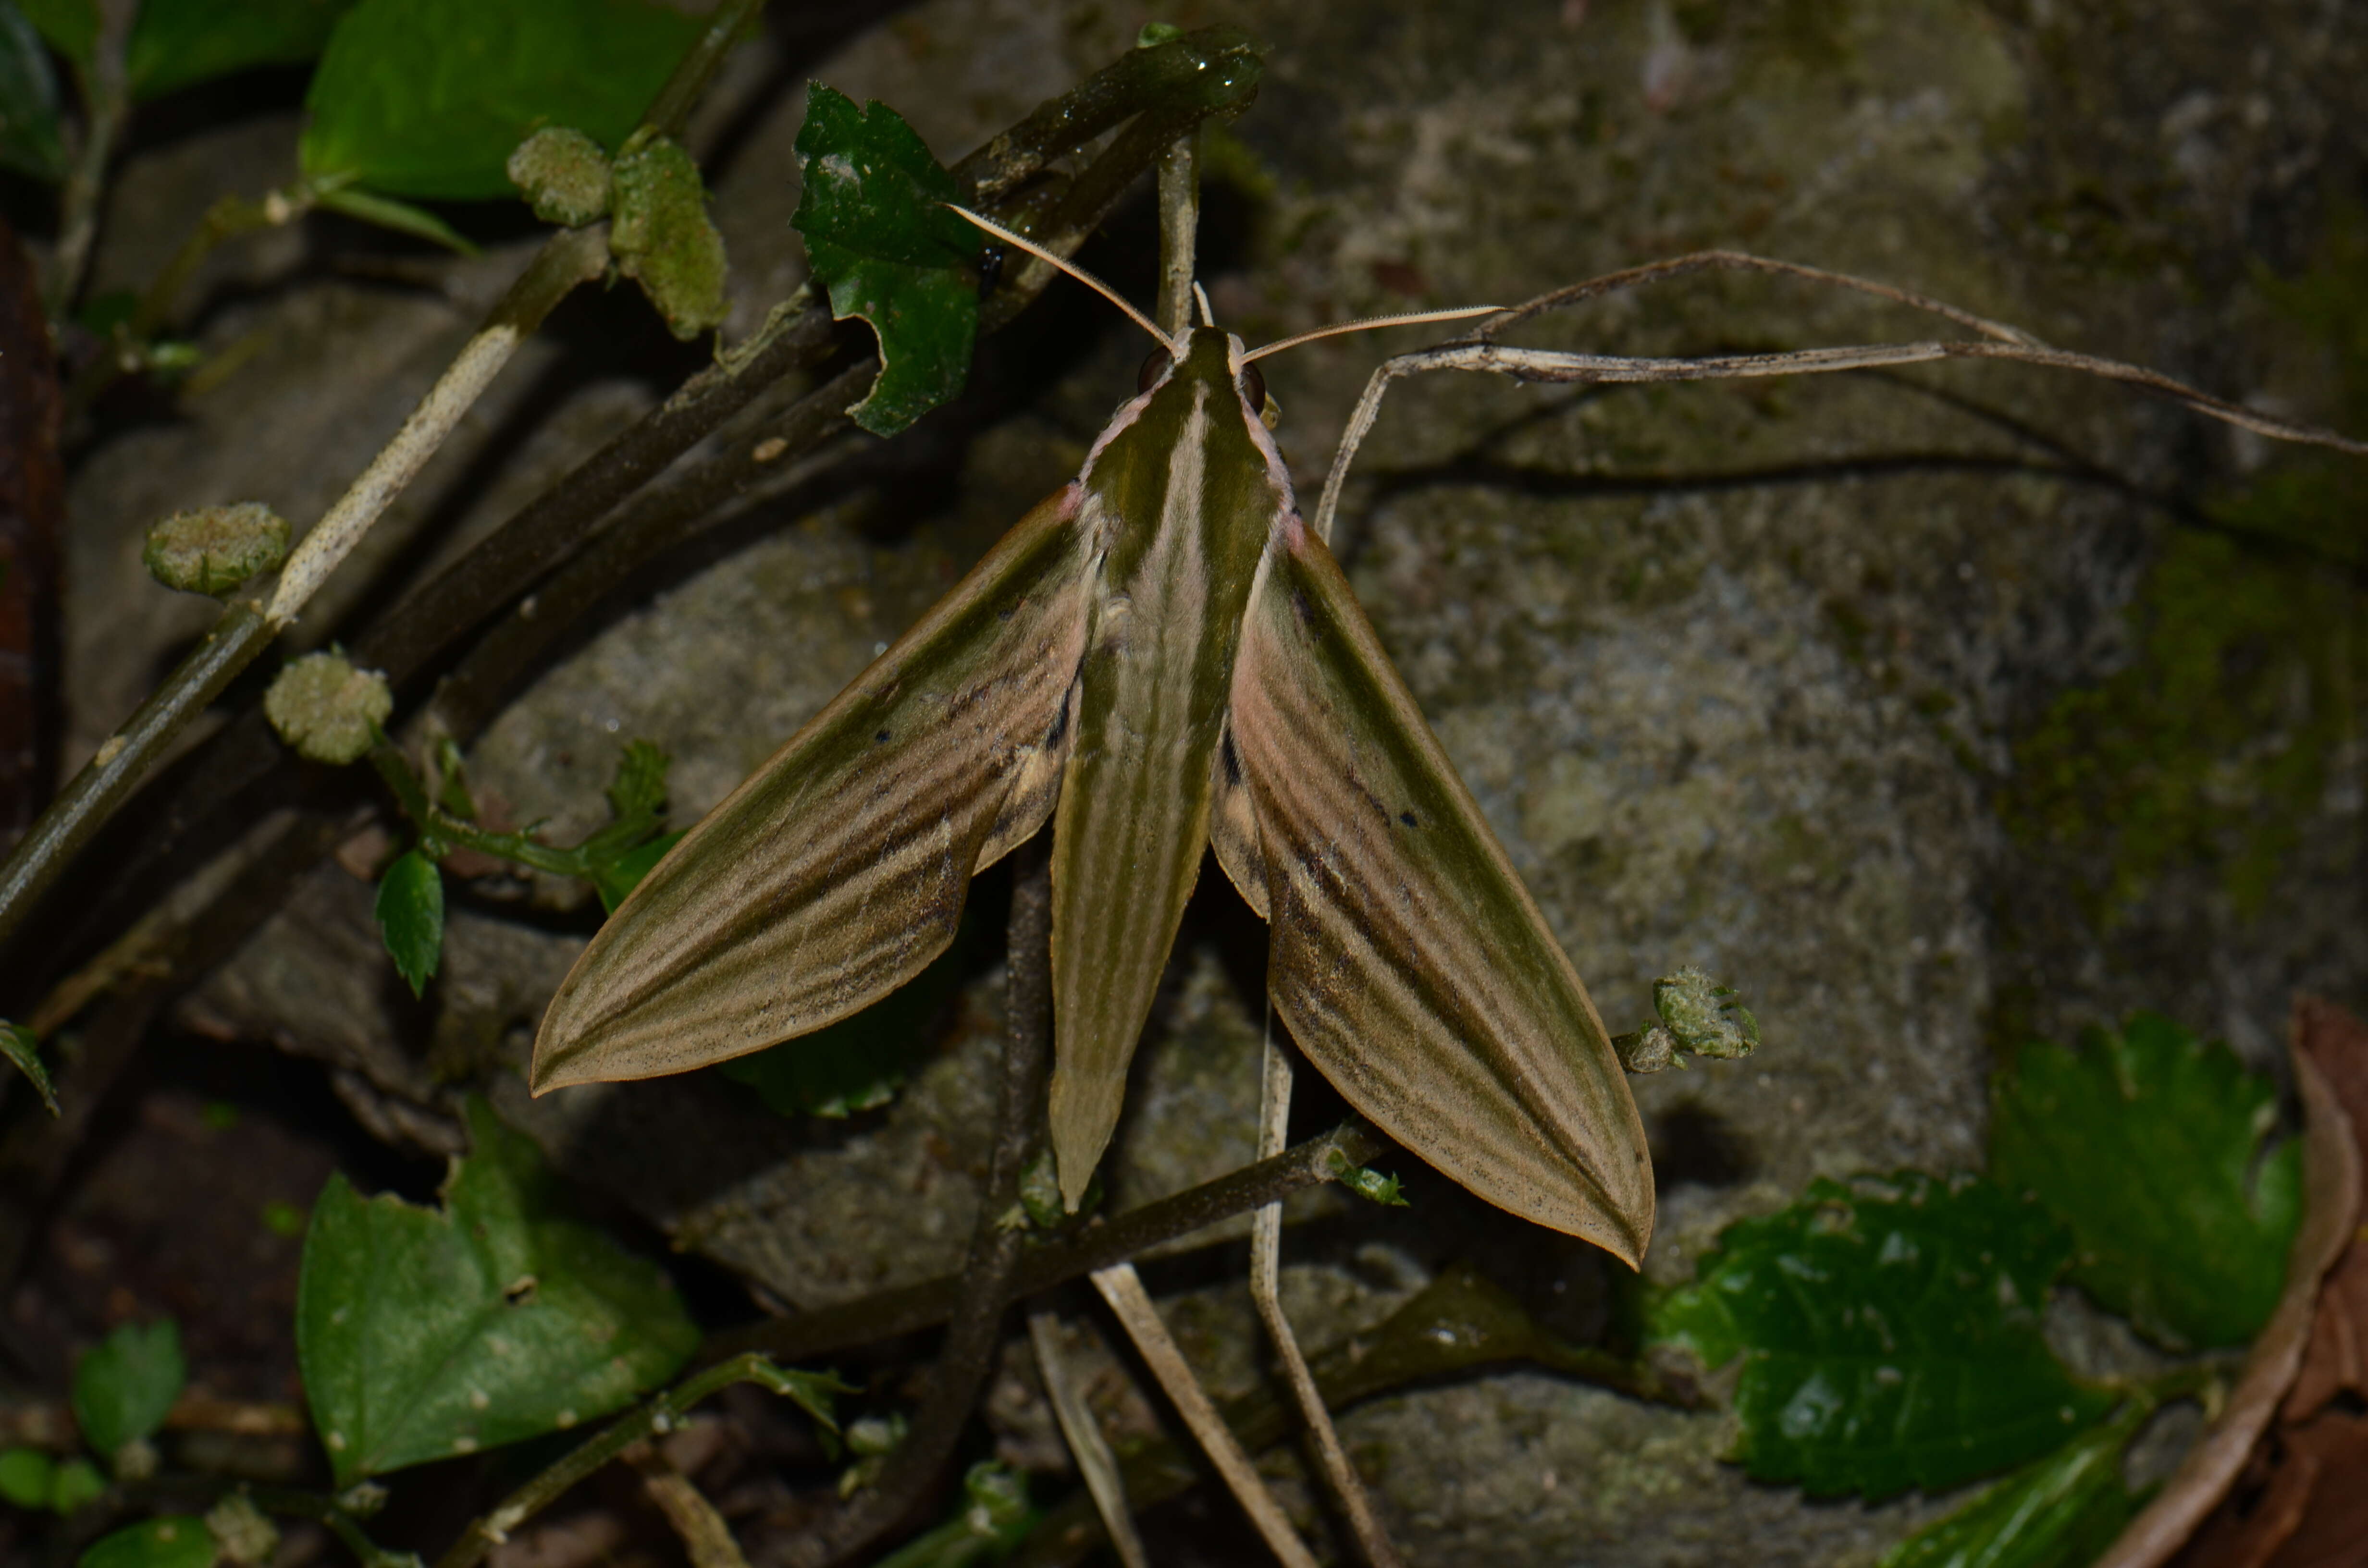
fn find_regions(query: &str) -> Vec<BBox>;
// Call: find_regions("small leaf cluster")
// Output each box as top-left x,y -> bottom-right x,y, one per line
1614,966 -> 1759,1073
0,1318 -> 184,1519
369,736 -> 682,995
1638,1011 -> 2302,1563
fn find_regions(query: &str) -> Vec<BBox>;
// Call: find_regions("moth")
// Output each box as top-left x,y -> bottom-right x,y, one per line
532,210 -> 1658,1266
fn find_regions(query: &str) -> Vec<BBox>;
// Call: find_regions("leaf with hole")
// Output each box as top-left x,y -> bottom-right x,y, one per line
71,1319 -> 186,1457
790,84 -> 978,435
299,0 -> 708,200
296,1096 -> 696,1483
1989,1012 -> 2301,1350
1641,1172 -> 2112,1499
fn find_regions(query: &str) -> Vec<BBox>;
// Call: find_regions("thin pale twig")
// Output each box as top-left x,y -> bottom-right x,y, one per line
1091,1262 -> 1321,1568
1250,1040 -> 1402,1568
1029,1311 -> 1150,1568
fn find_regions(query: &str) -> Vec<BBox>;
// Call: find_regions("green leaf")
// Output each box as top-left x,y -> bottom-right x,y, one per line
1326,1151 -> 1409,1206
296,1097 -> 697,1483
790,85 -> 978,436
715,917 -> 972,1118
1641,1173 -> 2112,1499
605,739 -> 671,820
1989,1012 -> 2301,1350
1877,1405 -> 2148,1568
14,0 -> 91,65
588,829 -> 682,914
0,3 -> 67,182
314,184 -> 481,254
77,1517 -> 218,1568
2,1019 -> 57,1115
49,1456 -> 103,1512
374,848 -> 444,997
299,0 -> 707,201
71,1319 -> 186,1457
0,1445 -> 52,1507
126,0 -> 361,100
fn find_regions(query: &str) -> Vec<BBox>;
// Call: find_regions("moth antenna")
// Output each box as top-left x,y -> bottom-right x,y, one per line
1193,281 -> 1216,327
1244,304 -> 1509,364
944,204 -> 1178,354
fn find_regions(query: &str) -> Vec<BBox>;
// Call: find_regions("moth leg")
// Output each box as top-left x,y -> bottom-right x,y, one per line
1252,1032 -> 1406,1568
1028,1309 -> 1150,1568
1089,1262 -> 1320,1568
1311,254 -> 2367,543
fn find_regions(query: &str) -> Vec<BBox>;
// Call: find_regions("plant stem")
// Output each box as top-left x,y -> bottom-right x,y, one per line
788,835 -> 1056,1568
435,1353 -> 823,1568
700,1119 -> 1386,1369
46,0 -> 137,315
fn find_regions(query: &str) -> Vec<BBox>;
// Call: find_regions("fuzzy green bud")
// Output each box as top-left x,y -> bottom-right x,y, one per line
1652,966 -> 1759,1060
264,651 -> 392,765
142,502 -> 289,597
205,1494 -> 280,1566
508,126 -> 613,226
610,132 -> 728,340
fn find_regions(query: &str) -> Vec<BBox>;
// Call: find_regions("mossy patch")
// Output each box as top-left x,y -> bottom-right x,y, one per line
2002,211 -> 2368,922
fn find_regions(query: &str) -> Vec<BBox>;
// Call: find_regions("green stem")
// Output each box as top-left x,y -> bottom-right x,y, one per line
433,1354 -> 822,1568
247,1485 -> 417,1568
46,0 -> 137,315
638,0 -> 765,141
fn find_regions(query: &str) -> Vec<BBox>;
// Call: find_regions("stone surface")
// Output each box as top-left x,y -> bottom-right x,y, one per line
54,0 -> 2368,1563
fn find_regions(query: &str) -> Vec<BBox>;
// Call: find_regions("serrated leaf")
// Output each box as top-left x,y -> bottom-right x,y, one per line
1876,1404 -> 2147,1568
127,0 -> 360,100
1989,1012 -> 2301,1350
2,1019 -> 56,1115
76,1517 -> 217,1568
791,85 -> 978,436
296,1097 -> 697,1484
71,1319 -> 186,1456
605,739 -> 671,820
1641,1173 -> 2112,1499
299,0 -> 707,201
374,848 -> 444,996
0,3 -> 67,182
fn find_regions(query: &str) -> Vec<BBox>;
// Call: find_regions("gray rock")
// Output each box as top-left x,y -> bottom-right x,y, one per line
67,0 -> 2365,1562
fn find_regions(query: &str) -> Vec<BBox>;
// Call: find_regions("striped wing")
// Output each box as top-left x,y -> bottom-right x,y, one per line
1226,515 -> 1653,1264
532,485 -> 1093,1091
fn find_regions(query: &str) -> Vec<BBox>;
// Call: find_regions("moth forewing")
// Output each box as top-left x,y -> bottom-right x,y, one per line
1224,513 -> 1653,1265
530,484 -> 1094,1092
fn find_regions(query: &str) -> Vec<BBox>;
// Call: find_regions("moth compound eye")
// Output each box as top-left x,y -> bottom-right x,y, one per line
1260,393 -> 1283,430
1137,348 -> 1173,392
1238,360 -> 1268,412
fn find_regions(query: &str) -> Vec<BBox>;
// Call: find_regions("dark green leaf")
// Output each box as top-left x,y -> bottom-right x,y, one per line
373,848 -> 444,997
71,1320 -> 187,1456
296,1097 -> 697,1483
0,3 -> 67,181
716,918 -> 972,1117
2,1019 -> 56,1115
1990,1012 -> 2301,1350
299,0 -> 707,201
14,0 -> 90,65
1877,1405 -> 2148,1568
610,132 -> 726,339
1641,1173 -> 2111,1499
76,1517 -> 216,1568
315,184 -> 480,254
790,85 -> 978,435
127,0 -> 361,100
589,830 -> 682,914
0,1446 -> 51,1507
